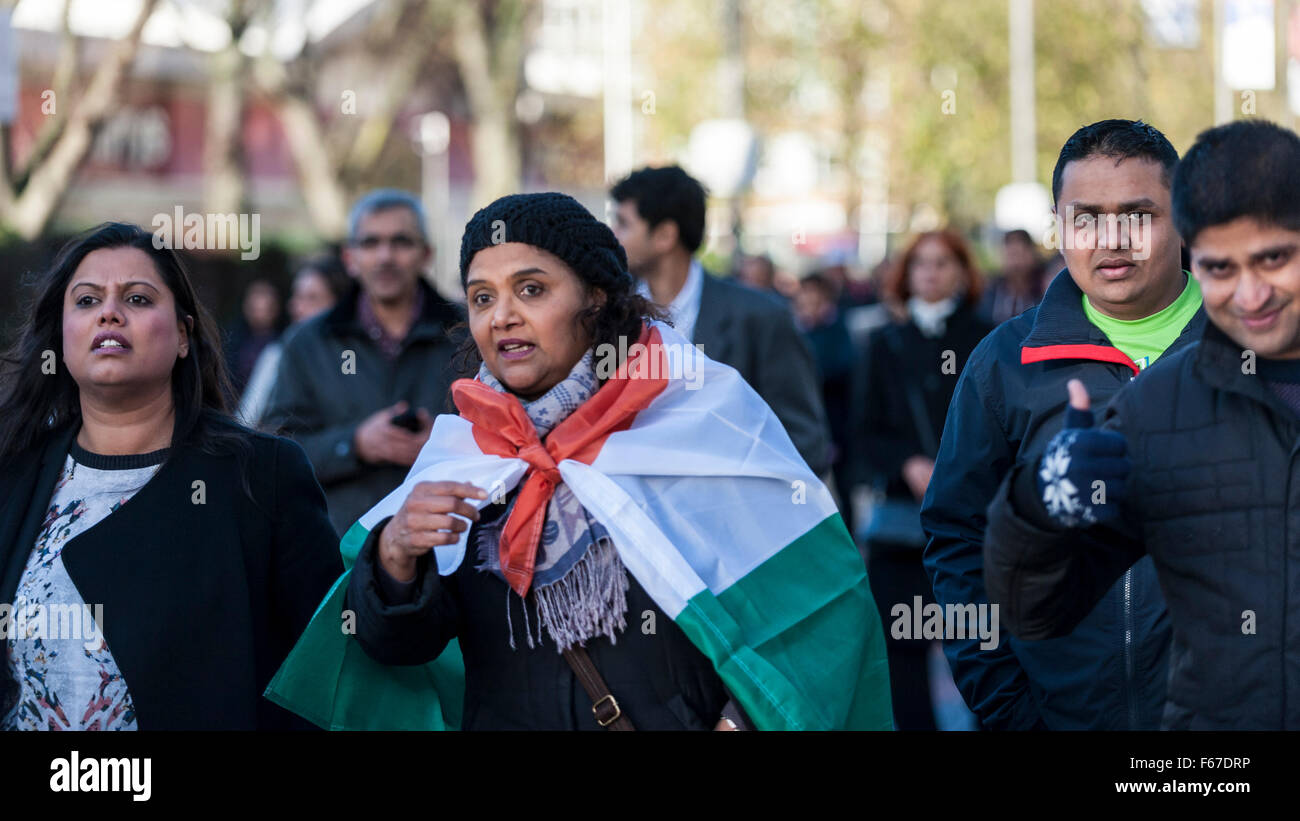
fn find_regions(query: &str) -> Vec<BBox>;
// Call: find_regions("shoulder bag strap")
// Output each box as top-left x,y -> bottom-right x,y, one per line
561,646 -> 636,731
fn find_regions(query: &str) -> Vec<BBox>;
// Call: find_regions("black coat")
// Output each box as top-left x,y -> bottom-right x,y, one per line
0,418 -> 343,730
987,319 -> 1300,729
262,278 -> 467,534
346,508 -> 732,730
920,269 -> 1204,730
856,301 -> 992,504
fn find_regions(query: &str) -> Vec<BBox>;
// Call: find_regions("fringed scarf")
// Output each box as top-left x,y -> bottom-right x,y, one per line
472,350 -> 630,652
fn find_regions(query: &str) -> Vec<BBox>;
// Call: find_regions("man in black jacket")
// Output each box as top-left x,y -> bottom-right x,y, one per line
986,119 -> 1300,729
610,166 -> 832,475
921,120 -> 1205,729
263,190 -> 465,534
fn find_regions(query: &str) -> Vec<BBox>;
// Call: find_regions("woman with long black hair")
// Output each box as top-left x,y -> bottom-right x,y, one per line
0,222 -> 342,730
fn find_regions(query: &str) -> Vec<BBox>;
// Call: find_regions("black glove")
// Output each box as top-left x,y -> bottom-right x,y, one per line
1035,381 -> 1130,528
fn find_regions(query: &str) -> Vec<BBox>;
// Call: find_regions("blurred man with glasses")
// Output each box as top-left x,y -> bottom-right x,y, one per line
264,189 -> 465,534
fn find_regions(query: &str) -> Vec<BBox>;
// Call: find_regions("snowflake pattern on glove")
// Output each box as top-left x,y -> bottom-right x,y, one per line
1038,431 -> 1097,528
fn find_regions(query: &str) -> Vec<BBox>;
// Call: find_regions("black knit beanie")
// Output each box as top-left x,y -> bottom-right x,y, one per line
459,192 -> 631,293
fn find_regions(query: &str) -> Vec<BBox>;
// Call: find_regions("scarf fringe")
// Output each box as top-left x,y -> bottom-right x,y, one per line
475,348 -> 631,653
533,537 -> 629,653
496,531 -> 630,653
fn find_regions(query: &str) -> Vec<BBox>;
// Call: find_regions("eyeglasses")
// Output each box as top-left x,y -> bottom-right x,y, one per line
353,234 -> 421,251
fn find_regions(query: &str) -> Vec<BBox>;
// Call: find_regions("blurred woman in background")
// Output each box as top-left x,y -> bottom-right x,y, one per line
223,278 -> 286,399
238,253 -> 348,426
978,229 -> 1048,326
794,271 -> 856,508
855,229 -> 993,730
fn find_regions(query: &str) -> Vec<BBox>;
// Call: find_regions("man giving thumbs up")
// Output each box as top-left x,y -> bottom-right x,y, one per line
1035,380 -> 1130,528
986,119 -> 1300,729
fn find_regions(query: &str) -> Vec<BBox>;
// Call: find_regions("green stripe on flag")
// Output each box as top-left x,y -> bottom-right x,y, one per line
266,517 -> 465,730
340,521 -> 370,567
673,513 -> 893,730
265,569 -> 465,730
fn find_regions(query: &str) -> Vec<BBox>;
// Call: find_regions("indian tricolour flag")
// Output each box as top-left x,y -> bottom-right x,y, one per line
267,322 -> 892,731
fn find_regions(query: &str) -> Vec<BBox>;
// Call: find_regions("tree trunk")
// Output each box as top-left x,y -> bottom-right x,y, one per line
203,35 -> 247,215
254,0 -> 433,240
466,106 -> 520,209
275,93 -> 350,240
449,0 -> 527,209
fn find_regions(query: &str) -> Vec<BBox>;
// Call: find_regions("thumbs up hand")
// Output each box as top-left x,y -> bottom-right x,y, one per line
1035,379 -> 1131,528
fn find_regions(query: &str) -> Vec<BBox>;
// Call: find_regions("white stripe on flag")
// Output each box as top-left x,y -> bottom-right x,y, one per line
558,460 -> 705,618
587,322 -> 839,593
360,453 -> 528,575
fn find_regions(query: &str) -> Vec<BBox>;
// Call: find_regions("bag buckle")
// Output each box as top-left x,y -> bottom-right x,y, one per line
593,694 -> 622,727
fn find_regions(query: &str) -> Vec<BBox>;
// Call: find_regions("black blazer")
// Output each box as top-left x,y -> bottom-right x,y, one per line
0,418 -> 343,730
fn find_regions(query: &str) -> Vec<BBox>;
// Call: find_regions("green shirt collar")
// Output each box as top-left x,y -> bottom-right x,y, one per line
1082,272 -> 1203,369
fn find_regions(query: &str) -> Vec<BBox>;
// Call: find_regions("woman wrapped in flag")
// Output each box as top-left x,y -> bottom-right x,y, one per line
267,192 -> 893,730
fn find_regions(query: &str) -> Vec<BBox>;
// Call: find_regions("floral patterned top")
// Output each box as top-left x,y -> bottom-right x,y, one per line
2,441 -> 168,731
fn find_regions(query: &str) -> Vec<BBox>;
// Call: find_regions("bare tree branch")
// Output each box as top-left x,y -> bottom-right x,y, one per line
252,0 -> 443,237
337,0 -> 435,185
446,0 -> 530,207
253,46 -> 352,239
1,0 -> 161,239
11,0 -> 77,189
202,0 -> 256,214
252,0 -> 532,236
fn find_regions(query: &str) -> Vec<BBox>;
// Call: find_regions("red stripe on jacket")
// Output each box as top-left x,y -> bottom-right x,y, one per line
1020,343 -> 1140,376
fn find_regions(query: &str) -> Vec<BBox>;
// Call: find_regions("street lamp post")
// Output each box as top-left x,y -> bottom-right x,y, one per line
603,0 -> 633,188
1009,0 -> 1036,185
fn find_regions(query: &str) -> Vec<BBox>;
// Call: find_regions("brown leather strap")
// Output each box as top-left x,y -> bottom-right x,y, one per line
561,646 -> 636,731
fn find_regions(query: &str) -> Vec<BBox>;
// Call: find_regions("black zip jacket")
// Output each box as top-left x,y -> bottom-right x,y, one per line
987,319 -> 1300,729
921,269 -> 1204,729
262,279 -> 466,535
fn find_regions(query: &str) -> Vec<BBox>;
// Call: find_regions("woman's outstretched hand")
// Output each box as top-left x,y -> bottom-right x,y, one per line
378,481 -> 488,582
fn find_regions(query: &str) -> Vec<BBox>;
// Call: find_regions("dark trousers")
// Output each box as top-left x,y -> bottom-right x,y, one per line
867,544 -> 937,731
